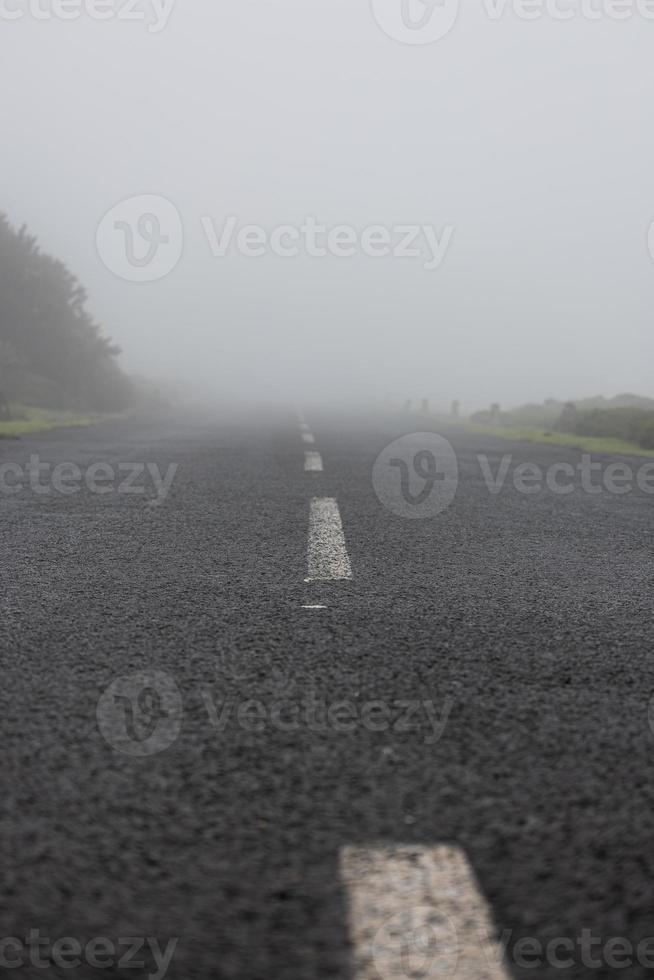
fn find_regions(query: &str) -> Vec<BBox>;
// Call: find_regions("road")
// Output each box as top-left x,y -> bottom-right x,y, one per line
1,408 -> 653,979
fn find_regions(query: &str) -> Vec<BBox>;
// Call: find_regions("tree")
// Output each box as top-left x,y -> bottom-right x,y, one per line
0,213 -> 131,411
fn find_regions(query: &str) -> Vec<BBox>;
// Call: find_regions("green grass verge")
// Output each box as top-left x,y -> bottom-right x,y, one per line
0,406 -> 97,438
466,423 -> 654,458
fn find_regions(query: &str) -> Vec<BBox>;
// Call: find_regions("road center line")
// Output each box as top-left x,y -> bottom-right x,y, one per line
340,845 -> 511,979
302,432 -> 315,445
307,498 -> 352,581
304,451 -> 323,473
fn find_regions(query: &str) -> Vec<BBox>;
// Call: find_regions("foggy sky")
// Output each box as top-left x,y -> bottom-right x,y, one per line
2,1 -> 653,411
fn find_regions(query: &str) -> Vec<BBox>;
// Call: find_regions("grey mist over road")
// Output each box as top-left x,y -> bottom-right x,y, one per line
2,2 -> 653,410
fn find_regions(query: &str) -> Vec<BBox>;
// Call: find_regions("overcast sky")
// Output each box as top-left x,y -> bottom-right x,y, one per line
2,0 -> 653,411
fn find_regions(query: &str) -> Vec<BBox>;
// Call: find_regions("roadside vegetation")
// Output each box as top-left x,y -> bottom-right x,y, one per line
0,212 -> 166,438
0,405 -> 98,439
469,395 -> 654,457
557,406 -> 654,450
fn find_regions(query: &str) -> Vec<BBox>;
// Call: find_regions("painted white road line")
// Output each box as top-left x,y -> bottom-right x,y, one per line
307,498 -> 352,581
301,604 -> 327,610
300,422 -> 311,433
304,451 -> 324,473
340,845 -> 511,980
302,432 -> 315,445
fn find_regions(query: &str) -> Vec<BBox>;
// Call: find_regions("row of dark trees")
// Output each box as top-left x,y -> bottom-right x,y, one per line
0,212 -> 132,412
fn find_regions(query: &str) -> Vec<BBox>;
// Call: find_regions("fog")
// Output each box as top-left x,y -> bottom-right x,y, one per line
3,1 -> 653,412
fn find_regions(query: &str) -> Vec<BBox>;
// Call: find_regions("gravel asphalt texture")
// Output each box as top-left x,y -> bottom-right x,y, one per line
1,408 -> 653,979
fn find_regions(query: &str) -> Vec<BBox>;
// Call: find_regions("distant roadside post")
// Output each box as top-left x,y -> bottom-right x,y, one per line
558,401 -> 578,431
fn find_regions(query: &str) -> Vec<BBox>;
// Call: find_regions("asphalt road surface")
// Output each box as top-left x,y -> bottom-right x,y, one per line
1,408 -> 653,980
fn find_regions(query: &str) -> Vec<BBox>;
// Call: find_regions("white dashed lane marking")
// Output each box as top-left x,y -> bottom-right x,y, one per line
304,451 -> 324,473
340,845 -> 511,980
307,497 -> 352,581
302,432 -> 315,445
